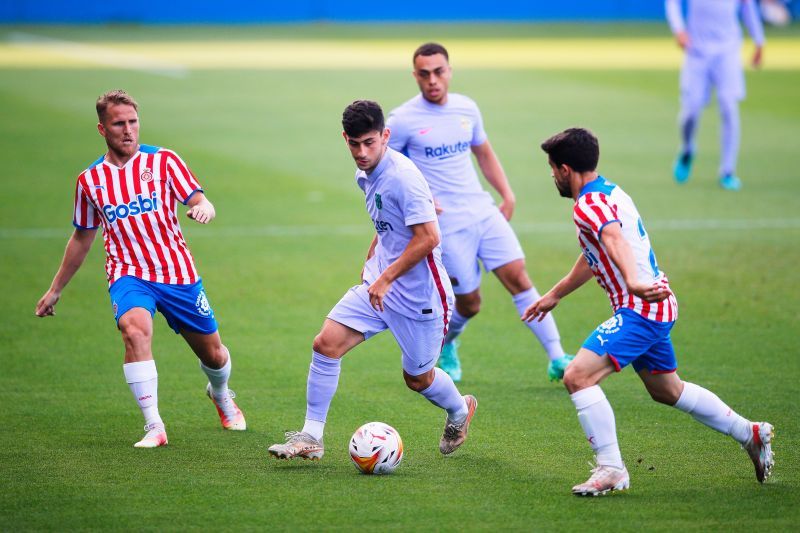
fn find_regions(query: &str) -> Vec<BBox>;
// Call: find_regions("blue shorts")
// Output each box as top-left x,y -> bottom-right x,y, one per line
582,308 -> 677,374
109,276 -> 218,335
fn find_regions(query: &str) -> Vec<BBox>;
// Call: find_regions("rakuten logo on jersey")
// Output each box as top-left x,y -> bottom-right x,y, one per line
424,141 -> 470,160
102,192 -> 160,224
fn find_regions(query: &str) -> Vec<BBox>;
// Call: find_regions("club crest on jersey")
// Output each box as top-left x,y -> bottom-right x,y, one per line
102,192 -> 159,224
140,167 -> 154,182
460,117 -> 472,132
598,314 -> 623,334
375,193 -> 382,210
195,290 -> 212,317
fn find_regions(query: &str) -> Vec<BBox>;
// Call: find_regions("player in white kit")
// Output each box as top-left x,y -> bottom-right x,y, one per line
666,0 -> 765,191
268,100 -> 477,461
35,90 -> 245,448
524,128 -> 774,495
388,42 -> 572,383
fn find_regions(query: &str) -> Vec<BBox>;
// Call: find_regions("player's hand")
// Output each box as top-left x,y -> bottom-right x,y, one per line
628,281 -> 671,303
433,198 -> 444,215
676,31 -> 690,50
187,199 -> 215,224
367,276 -> 392,312
521,291 -> 559,322
752,46 -> 763,69
499,193 -> 516,221
35,289 -> 60,317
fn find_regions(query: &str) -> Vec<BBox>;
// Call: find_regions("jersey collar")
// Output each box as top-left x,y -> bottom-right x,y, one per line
579,175 -> 615,198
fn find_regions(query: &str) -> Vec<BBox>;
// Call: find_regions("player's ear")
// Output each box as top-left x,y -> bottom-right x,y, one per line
382,128 -> 391,142
342,131 -> 348,142
97,122 -> 105,137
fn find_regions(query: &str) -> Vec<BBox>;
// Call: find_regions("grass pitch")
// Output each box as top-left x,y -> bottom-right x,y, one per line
1,23 -> 798,531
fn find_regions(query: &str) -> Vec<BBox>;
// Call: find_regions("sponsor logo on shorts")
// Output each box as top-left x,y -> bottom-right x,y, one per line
112,300 -> 118,317
598,314 -> 623,334
596,335 -> 608,346
196,290 -> 212,317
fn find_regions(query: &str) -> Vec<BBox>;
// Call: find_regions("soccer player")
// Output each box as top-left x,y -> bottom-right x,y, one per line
666,0 -> 765,191
268,100 -> 477,461
524,127 -> 774,495
387,42 -> 572,383
35,90 -> 245,448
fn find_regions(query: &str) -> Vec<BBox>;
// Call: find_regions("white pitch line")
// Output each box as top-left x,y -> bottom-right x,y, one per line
2,219 -> 799,240
7,32 -> 188,78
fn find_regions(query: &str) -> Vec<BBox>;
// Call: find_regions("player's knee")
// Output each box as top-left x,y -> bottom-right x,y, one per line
648,385 -> 682,406
120,323 -> 151,349
457,295 -> 481,317
312,333 -> 341,358
563,365 -> 590,394
403,369 -> 433,392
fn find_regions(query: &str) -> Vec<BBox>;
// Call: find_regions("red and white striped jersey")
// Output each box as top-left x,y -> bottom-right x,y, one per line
573,176 -> 678,322
72,144 -> 203,286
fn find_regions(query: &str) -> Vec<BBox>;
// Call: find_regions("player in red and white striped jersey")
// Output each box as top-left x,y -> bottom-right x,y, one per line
36,90 -> 245,448
524,128 -> 773,495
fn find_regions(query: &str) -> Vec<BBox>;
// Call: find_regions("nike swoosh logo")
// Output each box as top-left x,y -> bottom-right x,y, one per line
418,358 -> 435,368
419,128 -> 432,135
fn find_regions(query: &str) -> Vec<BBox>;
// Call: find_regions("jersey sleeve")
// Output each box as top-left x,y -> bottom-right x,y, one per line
470,101 -> 488,146
72,176 -> 100,229
397,170 -> 437,227
573,193 -> 620,238
386,109 -> 410,153
164,150 -> 203,205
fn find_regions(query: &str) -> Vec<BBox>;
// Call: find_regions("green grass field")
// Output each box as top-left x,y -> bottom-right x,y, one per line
1,23 -> 798,531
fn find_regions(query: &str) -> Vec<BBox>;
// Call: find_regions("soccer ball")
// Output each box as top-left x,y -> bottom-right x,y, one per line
349,422 -> 404,475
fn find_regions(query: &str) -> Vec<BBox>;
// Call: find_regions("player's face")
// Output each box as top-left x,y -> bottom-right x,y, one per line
344,128 -> 390,173
549,160 -> 573,198
98,104 -> 139,161
413,53 -> 452,105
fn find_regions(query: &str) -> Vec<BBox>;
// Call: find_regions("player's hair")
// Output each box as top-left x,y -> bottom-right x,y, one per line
342,100 -> 385,138
413,42 -> 449,63
540,128 -> 599,173
96,90 -> 138,122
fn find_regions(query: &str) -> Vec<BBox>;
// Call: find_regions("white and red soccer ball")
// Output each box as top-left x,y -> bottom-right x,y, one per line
349,422 -> 404,475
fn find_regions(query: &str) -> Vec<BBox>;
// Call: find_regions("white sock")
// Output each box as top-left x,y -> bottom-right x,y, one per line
200,346 -> 231,399
419,368 -> 468,422
512,288 -> 565,361
674,381 -> 752,444
123,360 -> 162,427
302,419 -> 326,441
570,385 -> 623,469
444,308 -> 469,344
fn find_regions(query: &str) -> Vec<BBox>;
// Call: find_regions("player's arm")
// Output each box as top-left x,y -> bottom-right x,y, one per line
471,141 -> 516,221
186,191 -> 215,224
665,0 -> 690,49
600,222 -> 670,303
35,228 -> 98,317
741,0 -> 765,68
367,221 -> 439,312
521,253 -> 594,322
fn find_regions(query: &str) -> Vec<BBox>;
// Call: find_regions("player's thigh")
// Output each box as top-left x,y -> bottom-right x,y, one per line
712,50 -> 745,102
680,53 -> 713,112
477,210 -> 525,274
441,224 -> 482,295
386,310 -> 446,377
322,284 -> 387,357
153,279 -> 218,335
564,347 -> 617,392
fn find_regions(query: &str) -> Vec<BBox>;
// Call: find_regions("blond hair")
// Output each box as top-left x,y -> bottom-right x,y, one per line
96,89 -> 138,122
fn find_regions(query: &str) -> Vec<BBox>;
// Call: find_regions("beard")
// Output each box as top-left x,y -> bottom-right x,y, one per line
555,178 -> 571,198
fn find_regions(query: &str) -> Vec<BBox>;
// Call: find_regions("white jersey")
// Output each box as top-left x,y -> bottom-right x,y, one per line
357,148 -> 453,321
573,177 -> 678,323
665,0 -> 765,56
387,93 -> 496,233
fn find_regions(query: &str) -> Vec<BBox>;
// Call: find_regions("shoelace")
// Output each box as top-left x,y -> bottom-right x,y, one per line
443,421 -> 464,440
143,423 -> 164,433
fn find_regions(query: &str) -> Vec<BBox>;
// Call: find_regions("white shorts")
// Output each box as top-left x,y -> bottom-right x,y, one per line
442,209 -> 525,295
327,283 -> 449,376
681,49 -> 745,110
